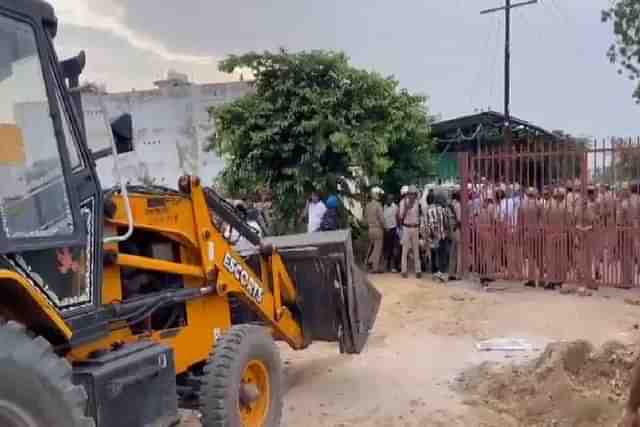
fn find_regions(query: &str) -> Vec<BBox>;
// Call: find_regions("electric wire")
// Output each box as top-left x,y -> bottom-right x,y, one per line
467,15 -> 498,110
488,15 -> 504,110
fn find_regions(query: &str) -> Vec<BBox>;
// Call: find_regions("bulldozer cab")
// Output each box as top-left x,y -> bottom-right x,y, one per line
0,1 -> 106,314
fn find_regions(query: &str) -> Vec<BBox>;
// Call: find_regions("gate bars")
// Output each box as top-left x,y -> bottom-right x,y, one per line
460,136 -> 640,288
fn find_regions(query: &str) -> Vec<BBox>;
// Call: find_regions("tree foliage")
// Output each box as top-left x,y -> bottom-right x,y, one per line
602,0 -> 640,102
209,49 -> 433,227
593,140 -> 640,183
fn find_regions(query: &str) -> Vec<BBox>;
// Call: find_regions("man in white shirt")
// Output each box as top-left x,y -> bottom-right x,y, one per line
498,188 -> 518,226
224,220 -> 262,254
222,201 -> 264,255
383,194 -> 399,272
300,191 -> 327,233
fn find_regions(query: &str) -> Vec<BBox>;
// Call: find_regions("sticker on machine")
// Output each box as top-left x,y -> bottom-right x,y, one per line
223,252 -> 264,304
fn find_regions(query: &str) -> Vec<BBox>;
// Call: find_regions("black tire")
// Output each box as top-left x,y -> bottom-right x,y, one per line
201,325 -> 283,427
0,321 -> 94,427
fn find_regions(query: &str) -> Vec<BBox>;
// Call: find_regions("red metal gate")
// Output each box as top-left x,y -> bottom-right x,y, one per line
460,137 -> 640,288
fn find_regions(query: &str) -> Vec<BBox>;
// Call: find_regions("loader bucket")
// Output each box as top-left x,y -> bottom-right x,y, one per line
263,230 -> 381,354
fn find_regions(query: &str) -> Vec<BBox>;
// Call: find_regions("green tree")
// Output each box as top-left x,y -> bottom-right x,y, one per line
209,49 -> 432,229
602,1 -> 640,102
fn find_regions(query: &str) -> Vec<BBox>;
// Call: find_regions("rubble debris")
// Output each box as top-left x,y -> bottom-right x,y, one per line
476,338 -> 532,352
577,286 -> 593,297
624,298 -> 640,306
484,286 -> 507,293
559,286 -> 576,295
456,340 -> 639,426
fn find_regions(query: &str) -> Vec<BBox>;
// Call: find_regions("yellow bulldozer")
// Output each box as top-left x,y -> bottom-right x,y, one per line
0,1 -> 381,426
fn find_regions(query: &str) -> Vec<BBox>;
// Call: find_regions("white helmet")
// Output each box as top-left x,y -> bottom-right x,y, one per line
400,185 -> 409,196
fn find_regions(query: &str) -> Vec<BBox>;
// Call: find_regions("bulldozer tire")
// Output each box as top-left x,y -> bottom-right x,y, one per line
0,321 -> 94,427
201,324 -> 283,427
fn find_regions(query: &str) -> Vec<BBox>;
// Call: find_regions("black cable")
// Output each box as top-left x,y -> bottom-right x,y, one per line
109,300 -> 167,330
110,294 -> 170,323
161,307 -> 181,330
104,184 -> 185,197
468,14 -> 500,109
110,287 -> 206,329
488,15 -> 503,108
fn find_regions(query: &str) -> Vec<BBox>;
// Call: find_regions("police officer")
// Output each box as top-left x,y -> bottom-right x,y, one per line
399,185 -> 422,279
365,187 -> 385,273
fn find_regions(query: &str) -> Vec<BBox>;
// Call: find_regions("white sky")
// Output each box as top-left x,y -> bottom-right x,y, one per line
48,0 -> 639,139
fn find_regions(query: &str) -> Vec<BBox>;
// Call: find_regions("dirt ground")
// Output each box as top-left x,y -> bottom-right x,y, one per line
456,339 -> 639,426
182,275 -> 640,426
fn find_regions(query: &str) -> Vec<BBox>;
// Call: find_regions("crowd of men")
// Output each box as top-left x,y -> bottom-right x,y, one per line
364,185 -> 462,281
466,178 -> 640,288
291,184 -> 463,281
223,176 -> 640,288
357,176 -> 640,287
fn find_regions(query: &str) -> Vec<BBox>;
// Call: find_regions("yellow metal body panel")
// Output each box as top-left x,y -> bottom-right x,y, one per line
109,195 -> 199,249
67,328 -> 134,360
116,253 -> 205,279
70,177 -> 305,375
68,295 -> 230,374
152,294 -> 231,373
102,225 -> 123,304
0,124 -> 26,165
0,269 -> 72,339
215,256 -> 304,349
101,261 -> 123,304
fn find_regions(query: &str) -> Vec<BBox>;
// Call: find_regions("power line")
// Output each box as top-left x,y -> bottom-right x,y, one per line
480,0 -> 539,146
540,0 -> 585,61
548,0 -> 572,26
488,16 -> 504,109
467,15 -> 500,110
541,0 -> 566,29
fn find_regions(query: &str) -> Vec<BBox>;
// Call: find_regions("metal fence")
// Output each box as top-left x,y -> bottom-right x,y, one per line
459,137 -> 640,288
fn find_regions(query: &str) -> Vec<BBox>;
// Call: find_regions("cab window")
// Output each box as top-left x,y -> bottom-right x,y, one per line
0,15 -> 74,238
54,86 -> 83,171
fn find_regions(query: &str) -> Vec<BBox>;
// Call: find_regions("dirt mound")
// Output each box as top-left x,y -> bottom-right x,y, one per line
456,340 -> 639,427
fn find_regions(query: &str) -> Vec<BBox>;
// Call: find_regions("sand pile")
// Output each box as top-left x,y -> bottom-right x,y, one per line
456,340 -> 640,426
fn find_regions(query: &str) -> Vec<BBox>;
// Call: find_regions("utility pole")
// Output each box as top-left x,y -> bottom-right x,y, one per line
481,0 -> 537,146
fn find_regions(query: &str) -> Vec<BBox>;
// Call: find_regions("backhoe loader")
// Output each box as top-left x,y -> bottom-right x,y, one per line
0,1 -> 381,426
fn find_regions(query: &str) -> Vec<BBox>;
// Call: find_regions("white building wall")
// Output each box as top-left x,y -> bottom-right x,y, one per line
81,80 -> 252,190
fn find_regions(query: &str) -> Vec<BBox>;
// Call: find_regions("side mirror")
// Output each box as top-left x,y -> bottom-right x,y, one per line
91,113 -> 134,161
60,51 -> 87,134
111,113 -> 133,154
59,51 -> 86,86
0,32 -> 17,83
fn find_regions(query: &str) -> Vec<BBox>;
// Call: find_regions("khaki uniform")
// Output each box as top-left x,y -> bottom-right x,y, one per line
566,191 -> 580,218
618,196 -> 635,286
399,198 -> 421,275
519,196 -> 542,279
365,200 -> 385,272
618,194 -> 640,286
544,199 -> 568,283
630,194 -> 640,228
598,192 -> 617,269
599,192 -> 616,227
562,192 -> 580,272
477,202 -> 497,278
448,200 -> 462,277
575,197 -> 599,286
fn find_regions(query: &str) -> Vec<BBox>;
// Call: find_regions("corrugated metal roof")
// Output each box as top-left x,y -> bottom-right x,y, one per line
432,110 -> 553,139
